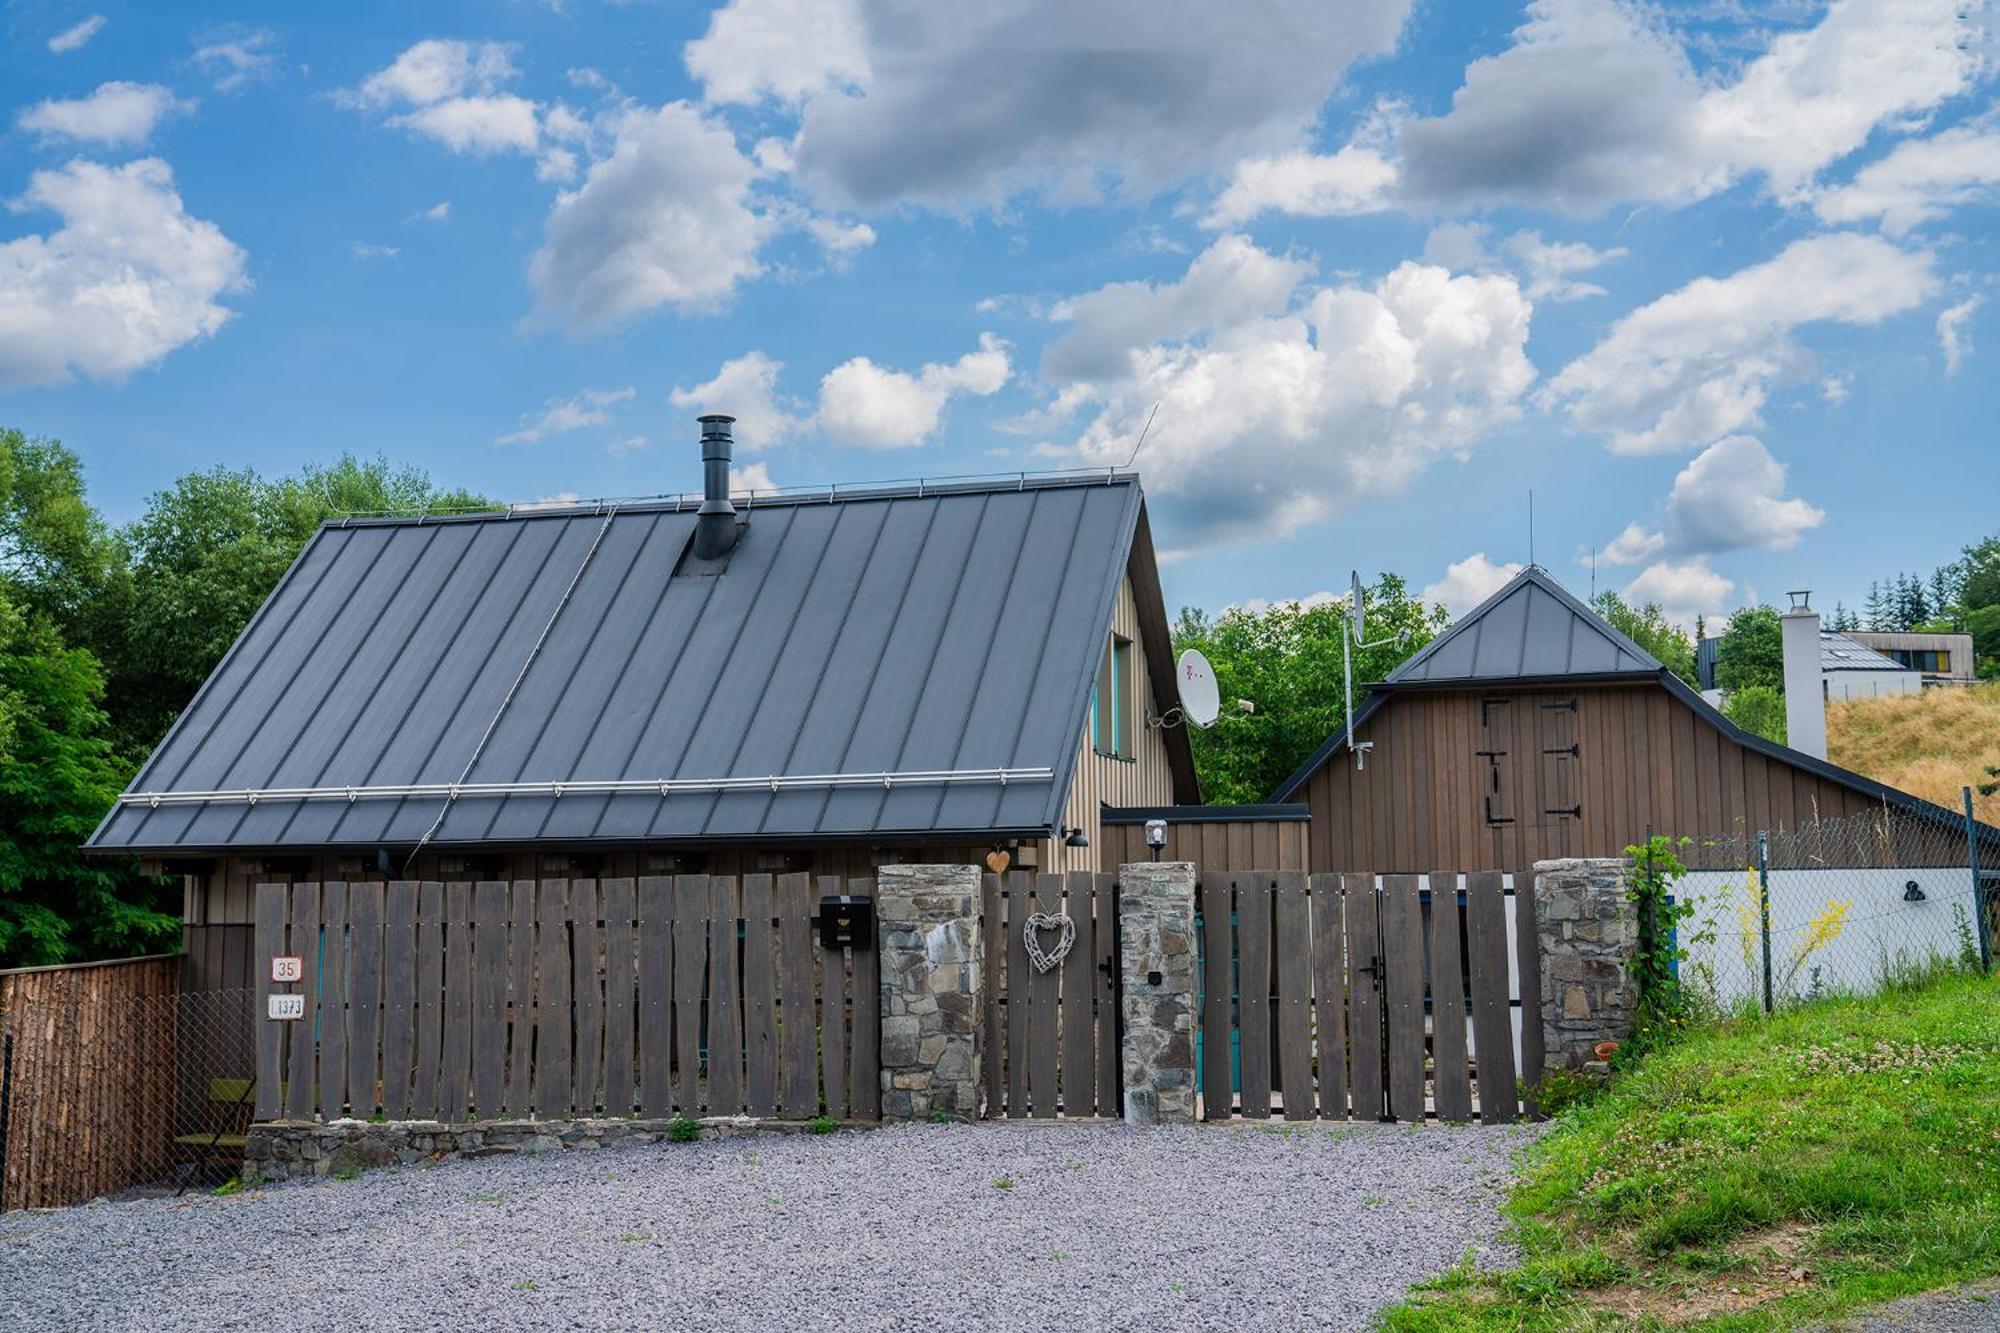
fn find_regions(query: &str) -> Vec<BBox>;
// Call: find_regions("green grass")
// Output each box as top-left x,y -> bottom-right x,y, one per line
1386,972 -> 2000,1331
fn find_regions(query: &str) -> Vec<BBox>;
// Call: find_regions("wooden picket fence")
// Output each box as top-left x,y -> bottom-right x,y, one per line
1197,870 -> 1543,1122
981,871 -> 1120,1118
254,875 -> 876,1124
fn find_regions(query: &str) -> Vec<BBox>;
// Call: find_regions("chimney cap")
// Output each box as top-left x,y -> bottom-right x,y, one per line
1785,589 -> 1813,613
697,413 -> 736,426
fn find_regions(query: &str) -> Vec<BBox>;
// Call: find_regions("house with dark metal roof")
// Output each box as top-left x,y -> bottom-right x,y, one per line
1269,566 -> 1995,874
90,416 -> 1198,983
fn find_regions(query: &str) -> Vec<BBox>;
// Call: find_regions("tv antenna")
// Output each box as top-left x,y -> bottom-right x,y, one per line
1343,570 -> 1409,771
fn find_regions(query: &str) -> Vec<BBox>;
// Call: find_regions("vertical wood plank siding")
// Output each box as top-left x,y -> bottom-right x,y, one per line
1099,818 -> 1310,872
1047,571 -> 1177,872
1300,684 -> 1931,873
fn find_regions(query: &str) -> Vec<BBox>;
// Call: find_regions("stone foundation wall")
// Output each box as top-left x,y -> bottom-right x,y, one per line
242,1116 -> 865,1185
1534,857 -> 1639,1071
875,864 -> 982,1120
1116,861 -> 1197,1124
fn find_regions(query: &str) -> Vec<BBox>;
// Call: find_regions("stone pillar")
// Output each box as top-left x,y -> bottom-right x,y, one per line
875,865 -> 982,1120
1117,861 -> 1198,1124
1534,858 -> 1639,1071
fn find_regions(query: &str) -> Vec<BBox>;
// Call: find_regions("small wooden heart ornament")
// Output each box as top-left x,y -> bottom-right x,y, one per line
984,849 -> 1012,874
1023,912 -> 1075,974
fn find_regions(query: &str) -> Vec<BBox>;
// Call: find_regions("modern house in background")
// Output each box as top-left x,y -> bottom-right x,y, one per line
1847,630 -> 1977,687
1271,568 -> 1993,877
86,417 -> 1197,990
1696,629 -> 1923,701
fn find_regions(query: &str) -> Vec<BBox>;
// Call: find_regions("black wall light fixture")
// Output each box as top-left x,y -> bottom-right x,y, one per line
1061,825 -> 1090,848
1904,879 -> 1926,902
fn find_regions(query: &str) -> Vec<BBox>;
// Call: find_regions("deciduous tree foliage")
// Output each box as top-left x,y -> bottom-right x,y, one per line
1590,591 -> 1697,686
1715,606 -> 1784,693
1171,576 -> 1445,804
0,429 -> 492,966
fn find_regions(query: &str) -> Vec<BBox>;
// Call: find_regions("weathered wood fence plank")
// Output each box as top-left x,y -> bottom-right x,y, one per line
1198,871 -> 1233,1120
380,882 -> 417,1120
1273,871 -> 1312,1121
253,883 -> 287,1120
740,874 -> 778,1117
570,879 -> 602,1116
1236,876 -> 1273,1119
1059,870 -> 1096,1117
637,876 -> 673,1116
1343,872 -> 1384,1121
776,872 -> 817,1116
708,876 -> 744,1115
471,881 -> 508,1120
1427,872 -> 1473,1122
285,882 -> 323,1120
600,878 -> 637,1116
1465,870 -> 1517,1124
1308,873 -> 1347,1120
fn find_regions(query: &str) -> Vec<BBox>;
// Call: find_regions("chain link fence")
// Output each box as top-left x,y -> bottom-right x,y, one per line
1673,798 -> 1993,1015
1,982 -> 256,1210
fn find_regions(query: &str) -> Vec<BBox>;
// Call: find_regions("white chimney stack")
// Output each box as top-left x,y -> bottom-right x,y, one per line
1780,590 -> 1826,759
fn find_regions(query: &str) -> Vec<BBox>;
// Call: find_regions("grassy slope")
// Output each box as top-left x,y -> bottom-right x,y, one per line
1827,681 -> 2000,825
1387,974 -> 2000,1330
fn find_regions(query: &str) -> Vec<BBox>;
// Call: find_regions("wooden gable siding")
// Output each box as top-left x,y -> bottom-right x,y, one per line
1300,683 -> 1895,874
1096,818 -> 1308,872
1043,568 -> 1175,872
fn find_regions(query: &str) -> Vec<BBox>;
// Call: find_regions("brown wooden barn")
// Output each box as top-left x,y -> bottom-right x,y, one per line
1269,567 -> 1995,875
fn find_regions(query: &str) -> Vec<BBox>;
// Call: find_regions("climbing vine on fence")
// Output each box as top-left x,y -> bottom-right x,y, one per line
1623,835 -> 1704,1055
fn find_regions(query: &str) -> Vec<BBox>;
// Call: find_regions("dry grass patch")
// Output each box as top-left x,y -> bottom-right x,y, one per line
1827,682 -> 2000,823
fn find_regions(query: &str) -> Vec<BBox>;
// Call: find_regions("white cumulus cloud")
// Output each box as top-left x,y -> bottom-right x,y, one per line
1544,232 -> 1936,454
1422,554 -> 1525,618
1219,0 -> 1989,222
1623,558 -> 1736,628
0,158 -> 247,388
1049,240 -> 1536,552
1815,122 -> 2000,235
1601,435 -> 1824,567
193,31 -> 281,92
818,334 -> 1011,447
690,0 -> 1412,211
527,103 -> 771,332
16,83 -> 194,148
668,350 -> 809,448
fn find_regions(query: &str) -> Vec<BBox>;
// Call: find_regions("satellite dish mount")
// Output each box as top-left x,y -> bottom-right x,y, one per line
1344,571 -> 1409,771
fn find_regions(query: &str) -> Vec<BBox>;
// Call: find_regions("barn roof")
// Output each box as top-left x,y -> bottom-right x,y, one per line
1269,567 -> 2000,844
89,473 -> 1190,854
1387,566 -> 1660,685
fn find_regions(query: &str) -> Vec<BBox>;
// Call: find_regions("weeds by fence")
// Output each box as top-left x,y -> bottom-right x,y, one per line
1675,794 -> 1993,1015
1,958 -> 255,1209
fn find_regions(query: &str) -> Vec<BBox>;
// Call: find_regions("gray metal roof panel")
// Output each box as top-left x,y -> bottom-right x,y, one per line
1391,567 -> 1659,685
90,476 -> 1139,851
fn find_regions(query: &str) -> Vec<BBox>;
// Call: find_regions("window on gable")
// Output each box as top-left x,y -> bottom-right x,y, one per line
1091,633 -> 1135,760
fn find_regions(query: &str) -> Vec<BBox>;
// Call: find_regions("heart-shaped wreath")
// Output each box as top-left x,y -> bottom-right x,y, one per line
1023,911 -> 1076,974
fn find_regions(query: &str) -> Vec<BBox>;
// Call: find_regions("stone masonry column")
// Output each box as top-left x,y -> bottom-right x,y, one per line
1117,861 -> 1198,1125
1534,858 -> 1639,1072
875,865 -> 982,1120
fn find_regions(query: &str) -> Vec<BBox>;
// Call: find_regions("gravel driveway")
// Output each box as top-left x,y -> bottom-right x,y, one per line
0,1121 -> 1538,1332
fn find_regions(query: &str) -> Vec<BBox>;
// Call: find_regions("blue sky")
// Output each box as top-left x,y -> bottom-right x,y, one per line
3,0 -> 1995,626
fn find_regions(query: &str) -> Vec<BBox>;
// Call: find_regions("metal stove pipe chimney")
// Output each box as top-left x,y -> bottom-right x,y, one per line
694,414 -> 740,560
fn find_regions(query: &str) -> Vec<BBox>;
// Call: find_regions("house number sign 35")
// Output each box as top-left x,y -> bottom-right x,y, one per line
271,955 -> 303,983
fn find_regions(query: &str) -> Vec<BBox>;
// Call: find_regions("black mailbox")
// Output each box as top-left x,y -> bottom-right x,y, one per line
819,894 -> 873,948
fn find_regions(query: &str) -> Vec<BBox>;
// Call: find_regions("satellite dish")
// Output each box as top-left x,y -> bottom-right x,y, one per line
1350,570 -> 1366,645
1176,649 -> 1221,728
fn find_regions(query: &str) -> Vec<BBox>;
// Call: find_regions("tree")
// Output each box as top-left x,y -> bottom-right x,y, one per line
1714,606 -> 1785,693
1929,564 -> 1963,628
0,587 -> 176,966
1827,601 -> 1857,633
1893,572 -> 1928,631
1721,684 -> 1786,745
0,430 -> 120,629
91,455 -> 494,754
1591,592 -> 1697,686
1864,580 -> 1887,630
1962,536 -> 2000,612
1969,604 -> 2000,679
1172,575 -> 1446,803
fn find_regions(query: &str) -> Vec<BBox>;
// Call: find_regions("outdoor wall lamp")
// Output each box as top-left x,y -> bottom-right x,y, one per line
1144,818 -> 1167,860
1061,826 -> 1090,848
1904,879 -> 1926,902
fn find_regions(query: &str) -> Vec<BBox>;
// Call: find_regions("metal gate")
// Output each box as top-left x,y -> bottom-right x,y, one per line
1194,870 -> 1542,1122
981,870 -> 1121,1118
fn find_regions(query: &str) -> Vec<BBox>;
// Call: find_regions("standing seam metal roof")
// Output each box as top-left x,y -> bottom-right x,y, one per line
88,475 -> 1151,851
1386,566 -> 1661,684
